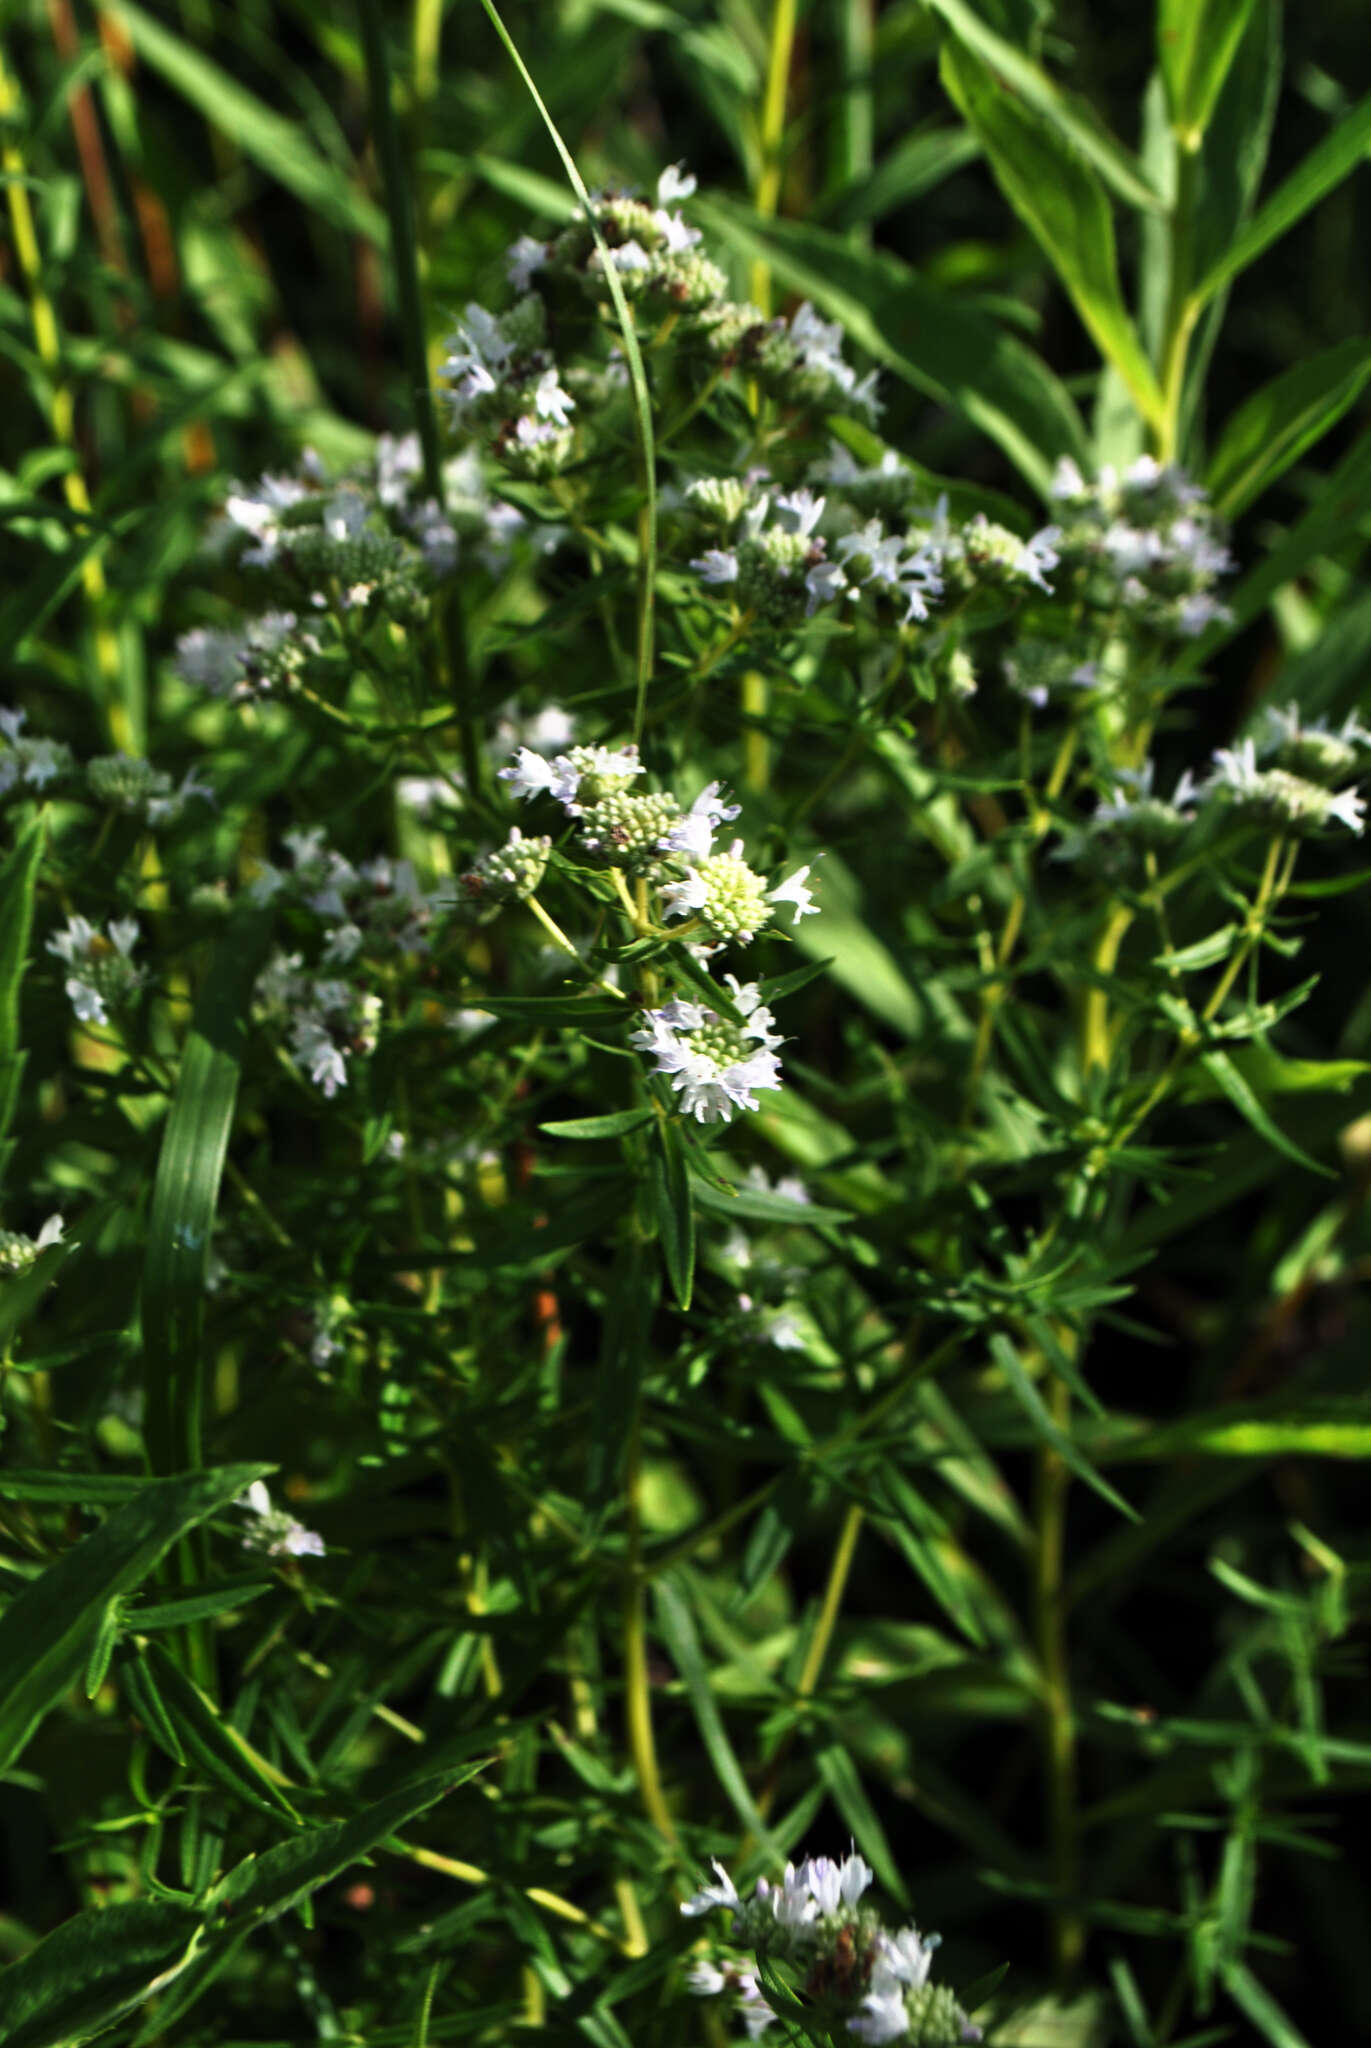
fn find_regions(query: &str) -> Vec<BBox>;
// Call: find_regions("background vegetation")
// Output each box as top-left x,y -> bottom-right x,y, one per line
3,2 -> 1371,2044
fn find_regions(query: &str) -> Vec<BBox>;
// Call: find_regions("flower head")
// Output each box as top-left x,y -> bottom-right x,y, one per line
632,978 -> 783,1122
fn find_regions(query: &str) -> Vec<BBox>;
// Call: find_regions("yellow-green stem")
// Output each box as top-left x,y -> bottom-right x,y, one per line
750,0 -> 797,315
753,1501 -> 864,1827
1081,900 -> 1135,1075
0,49 -> 129,750
742,669 -> 769,793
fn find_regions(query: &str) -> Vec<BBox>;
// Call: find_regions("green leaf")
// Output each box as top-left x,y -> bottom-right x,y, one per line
539,1107 -> 654,1140
1206,339 -> 1371,516
1191,90 -> 1371,311
1209,428 -> 1371,645
988,1335 -> 1137,1521
695,196 -> 1088,500
1222,1962 -> 1313,2048
586,1237 -> 656,1510
926,0 -> 1162,210
654,1574 -> 776,1845
0,1463 -> 269,1771
0,816 -> 43,1179
132,1642 -> 301,1822
0,1899 -> 201,2048
1159,0 -> 1258,144
938,41 -> 1164,432
651,1121 -> 695,1309
1198,1048 -> 1334,1177
137,1770 -> 481,2043
128,1579 -> 275,1630
143,911 -> 273,1485
1103,1397 -> 1371,1463
100,1 -> 385,242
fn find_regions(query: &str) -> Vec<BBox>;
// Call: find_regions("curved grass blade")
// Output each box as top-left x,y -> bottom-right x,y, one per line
1206,338 -> 1371,516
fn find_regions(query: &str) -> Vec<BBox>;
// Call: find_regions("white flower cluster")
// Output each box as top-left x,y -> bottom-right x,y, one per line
0,708 -> 74,796
683,1851 -> 981,2046
440,295 -> 577,476
1207,734 -> 1366,835
1048,455 -> 1232,637
689,483 -> 937,627
250,828 -> 441,959
47,915 -> 144,1027
632,979 -> 784,1123
501,740 -> 815,943
375,435 -> 543,578
237,1479 -> 325,1560
173,609 -> 315,701
254,950 -> 381,1100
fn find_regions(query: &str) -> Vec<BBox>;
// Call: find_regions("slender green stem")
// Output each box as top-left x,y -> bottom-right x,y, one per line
623,1407 -> 678,1842
1034,1372 -> 1083,1985
478,1 -> 656,737
752,1501 -> 864,1826
751,0 -> 797,315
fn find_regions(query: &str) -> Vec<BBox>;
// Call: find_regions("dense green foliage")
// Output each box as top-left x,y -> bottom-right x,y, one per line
2,3 -> 1371,2045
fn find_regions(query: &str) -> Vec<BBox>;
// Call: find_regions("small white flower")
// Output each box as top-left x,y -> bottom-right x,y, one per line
657,161 -> 697,204
506,235 -> 548,291
692,548 -> 740,585
805,560 -> 848,613
633,978 -> 783,1123
661,780 -> 741,860
35,1214 -> 64,1251
681,1859 -> 741,1918
238,1480 -> 325,1559
66,980 -> 107,1025
500,747 -> 564,802
514,415 -> 559,449
770,866 -> 817,923
877,1924 -> 938,1988
772,488 -> 825,539
107,918 -> 140,958
533,367 -> 575,426
848,1981 -> 909,2045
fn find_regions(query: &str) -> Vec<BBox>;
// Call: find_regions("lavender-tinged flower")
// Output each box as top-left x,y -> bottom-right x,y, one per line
693,547 -> 741,585
772,487 -> 825,538
661,781 -> 741,860
805,560 -> 849,613
237,1479 -> 325,1560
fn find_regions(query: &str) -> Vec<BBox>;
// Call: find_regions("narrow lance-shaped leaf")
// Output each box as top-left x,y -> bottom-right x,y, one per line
987,1334 -> 1137,1521
1191,90 -> 1371,311
1159,0 -> 1259,144
651,1119 -> 695,1309
926,0 -> 1163,211
0,816 -> 43,1182
939,40 -> 1165,434
143,911 -> 272,1484
1206,338 -> 1371,516
655,1573 -> 777,1848
0,1900 -> 202,2048
0,1464 -> 271,1772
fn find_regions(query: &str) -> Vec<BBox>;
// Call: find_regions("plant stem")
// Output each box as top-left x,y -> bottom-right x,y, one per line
1034,1372 -> 1083,1985
1156,139 -> 1201,462
623,1407 -> 678,1842
754,1501 -> 864,1825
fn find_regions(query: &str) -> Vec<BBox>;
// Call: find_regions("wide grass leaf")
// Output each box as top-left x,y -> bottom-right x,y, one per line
0,1464 -> 270,1771
0,1899 -> 201,2048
